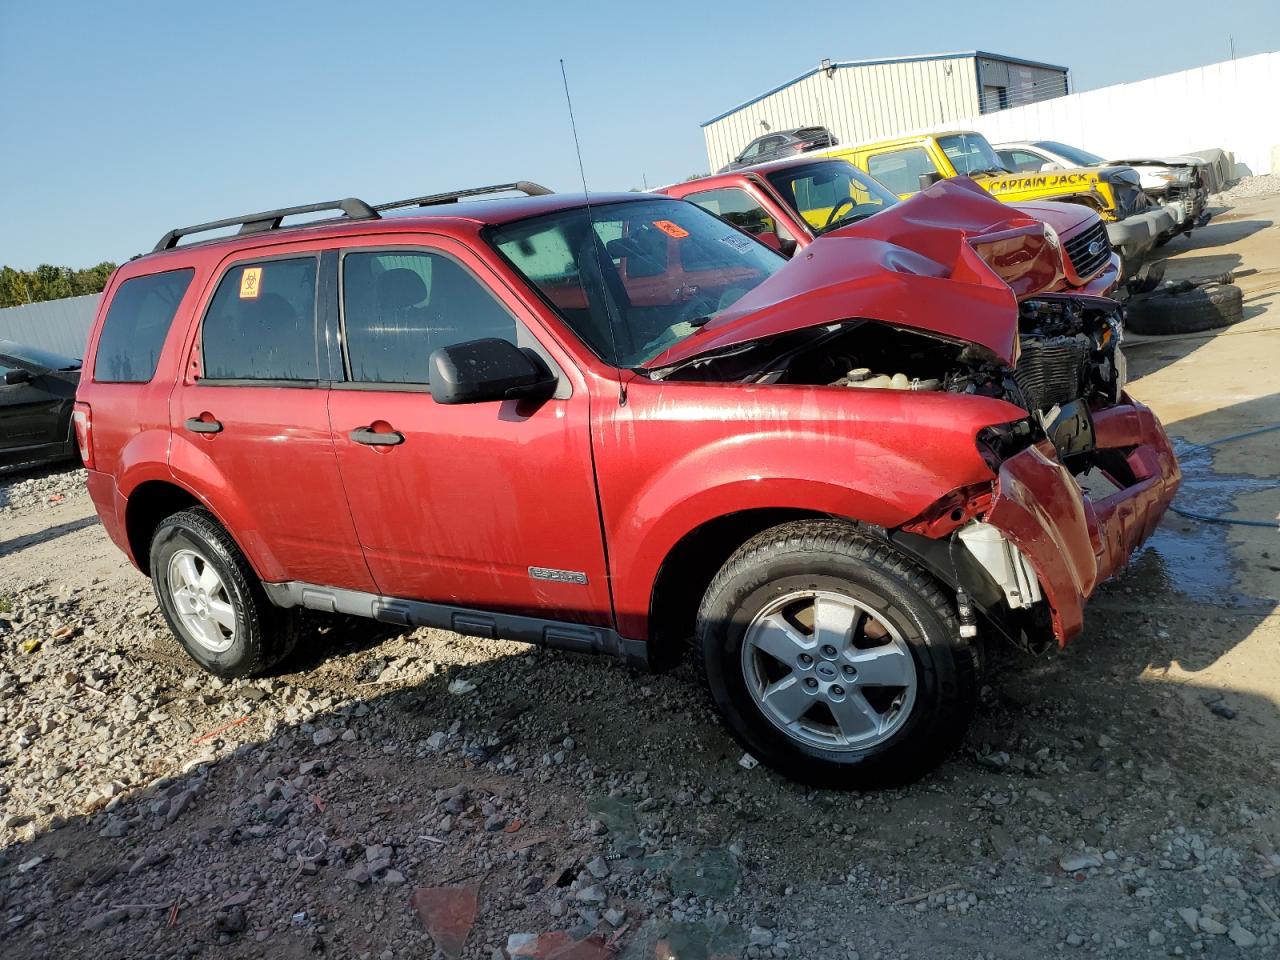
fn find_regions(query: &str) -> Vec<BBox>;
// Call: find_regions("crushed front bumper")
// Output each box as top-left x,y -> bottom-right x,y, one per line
984,399 -> 1180,644
1106,208 -> 1179,259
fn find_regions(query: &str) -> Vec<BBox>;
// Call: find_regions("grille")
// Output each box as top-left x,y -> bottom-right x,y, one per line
1062,219 -> 1110,280
1014,335 -> 1090,412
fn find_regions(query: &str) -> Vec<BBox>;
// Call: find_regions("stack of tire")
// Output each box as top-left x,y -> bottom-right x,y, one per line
1125,277 -> 1246,336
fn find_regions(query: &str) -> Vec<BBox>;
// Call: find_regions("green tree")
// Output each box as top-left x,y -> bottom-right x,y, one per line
0,261 -> 117,308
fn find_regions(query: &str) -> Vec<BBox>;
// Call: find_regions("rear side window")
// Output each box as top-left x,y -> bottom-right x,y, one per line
93,269 -> 194,383
202,258 -> 318,381
866,147 -> 938,195
341,250 -> 516,384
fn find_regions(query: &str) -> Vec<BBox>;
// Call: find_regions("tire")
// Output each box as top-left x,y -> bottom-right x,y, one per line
1125,283 -> 1244,335
150,507 -> 298,677
696,521 -> 978,789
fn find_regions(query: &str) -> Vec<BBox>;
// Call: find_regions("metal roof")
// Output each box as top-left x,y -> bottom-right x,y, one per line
700,51 -> 1070,127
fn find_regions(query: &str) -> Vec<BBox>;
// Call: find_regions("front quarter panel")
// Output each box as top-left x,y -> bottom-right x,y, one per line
597,379 -> 1025,639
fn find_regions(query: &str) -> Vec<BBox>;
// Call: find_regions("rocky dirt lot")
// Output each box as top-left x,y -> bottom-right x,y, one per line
2,187 -> 1279,960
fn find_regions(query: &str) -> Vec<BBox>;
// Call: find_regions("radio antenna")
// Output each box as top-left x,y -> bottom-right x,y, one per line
560,58 -> 628,405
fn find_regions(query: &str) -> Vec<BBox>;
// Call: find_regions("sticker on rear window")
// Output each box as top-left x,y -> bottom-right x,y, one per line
652,220 -> 689,239
719,233 -> 751,252
239,267 -> 262,299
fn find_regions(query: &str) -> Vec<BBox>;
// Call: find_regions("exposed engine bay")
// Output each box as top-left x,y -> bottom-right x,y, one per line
672,295 -> 1127,422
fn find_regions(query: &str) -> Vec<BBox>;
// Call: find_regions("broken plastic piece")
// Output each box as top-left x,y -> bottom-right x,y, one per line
410,883 -> 481,959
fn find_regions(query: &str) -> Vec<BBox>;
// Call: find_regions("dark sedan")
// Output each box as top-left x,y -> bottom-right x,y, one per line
0,339 -> 82,468
718,126 -> 837,173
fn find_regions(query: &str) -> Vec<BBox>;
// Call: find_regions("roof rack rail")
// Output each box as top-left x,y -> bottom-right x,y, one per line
153,198 -> 379,252
373,181 -> 553,213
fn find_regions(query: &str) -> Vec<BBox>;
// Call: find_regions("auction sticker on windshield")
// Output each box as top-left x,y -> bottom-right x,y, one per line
653,220 -> 689,238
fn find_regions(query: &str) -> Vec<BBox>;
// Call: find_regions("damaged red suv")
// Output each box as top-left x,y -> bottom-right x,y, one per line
77,181 -> 1179,787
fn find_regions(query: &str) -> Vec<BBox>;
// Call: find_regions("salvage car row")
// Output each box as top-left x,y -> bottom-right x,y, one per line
717,126 -> 1212,266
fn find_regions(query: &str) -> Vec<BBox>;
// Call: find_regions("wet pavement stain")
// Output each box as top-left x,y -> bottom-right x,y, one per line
1128,433 -> 1278,606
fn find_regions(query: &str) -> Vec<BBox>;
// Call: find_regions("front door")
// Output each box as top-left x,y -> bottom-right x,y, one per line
169,251 -> 374,592
0,361 -> 64,460
326,237 -> 611,626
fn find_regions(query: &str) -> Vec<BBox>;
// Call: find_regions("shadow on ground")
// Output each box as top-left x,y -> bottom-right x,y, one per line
2,579 -> 1277,958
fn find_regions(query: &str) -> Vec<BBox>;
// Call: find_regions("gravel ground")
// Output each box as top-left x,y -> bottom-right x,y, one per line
1216,174 -> 1280,202
3,193 -> 1280,959
2,466 -> 1278,960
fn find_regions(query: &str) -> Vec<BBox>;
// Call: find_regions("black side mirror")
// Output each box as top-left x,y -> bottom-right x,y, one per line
918,171 -> 944,191
3,368 -> 32,386
429,338 -> 557,406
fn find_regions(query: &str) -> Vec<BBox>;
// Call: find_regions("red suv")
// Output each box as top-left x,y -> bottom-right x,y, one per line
77,181 -> 1179,787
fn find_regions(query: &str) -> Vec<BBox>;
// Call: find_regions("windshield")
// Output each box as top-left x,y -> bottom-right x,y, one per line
765,160 -> 899,234
938,133 -> 1009,176
489,198 -> 785,367
1036,140 -> 1105,167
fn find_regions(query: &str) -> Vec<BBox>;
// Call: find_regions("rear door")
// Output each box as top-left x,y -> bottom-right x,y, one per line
169,251 -> 375,592
326,236 -> 611,625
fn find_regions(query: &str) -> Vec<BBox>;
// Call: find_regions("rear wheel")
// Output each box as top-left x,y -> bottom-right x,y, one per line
696,521 -> 978,788
150,508 -> 298,677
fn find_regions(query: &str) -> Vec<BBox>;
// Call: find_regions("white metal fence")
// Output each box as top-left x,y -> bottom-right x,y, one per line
925,52 -> 1280,178
0,294 -> 100,360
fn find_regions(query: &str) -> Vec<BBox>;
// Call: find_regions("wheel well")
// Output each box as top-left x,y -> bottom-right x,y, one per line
1056,194 -> 1104,212
124,481 -> 202,577
647,508 -> 830,670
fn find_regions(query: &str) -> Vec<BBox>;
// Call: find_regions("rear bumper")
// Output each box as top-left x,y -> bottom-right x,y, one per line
984,399 -> 1180,644
1106,208 -> 1179,258
85,468 -> 134,565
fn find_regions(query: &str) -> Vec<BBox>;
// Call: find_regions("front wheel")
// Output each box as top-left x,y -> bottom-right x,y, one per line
696,521 -> 978,788
150,508 -> 298,677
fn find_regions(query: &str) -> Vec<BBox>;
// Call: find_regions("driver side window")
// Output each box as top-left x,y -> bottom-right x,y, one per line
867,147 -> 938,196
341,250 -> 518,384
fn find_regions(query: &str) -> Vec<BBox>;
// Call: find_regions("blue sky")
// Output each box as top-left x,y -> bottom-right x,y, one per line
2,0 -> 1275,267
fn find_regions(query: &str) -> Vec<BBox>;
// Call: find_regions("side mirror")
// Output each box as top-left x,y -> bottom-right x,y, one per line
3,368 -> 32,386
1041,161 -> 1064,172
918,171 -> 943,190
429,338 -> 557,406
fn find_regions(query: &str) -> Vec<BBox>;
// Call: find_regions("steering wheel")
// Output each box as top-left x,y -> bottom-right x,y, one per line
823,197 -> 856,229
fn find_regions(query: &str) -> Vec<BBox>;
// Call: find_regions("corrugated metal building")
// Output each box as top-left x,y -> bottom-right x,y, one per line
701,51 -> 1069,172
0,293 -> 101,360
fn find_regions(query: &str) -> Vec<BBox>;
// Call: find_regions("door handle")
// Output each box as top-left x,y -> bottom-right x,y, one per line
184,416 -> 223,434
350,426 -> 404,446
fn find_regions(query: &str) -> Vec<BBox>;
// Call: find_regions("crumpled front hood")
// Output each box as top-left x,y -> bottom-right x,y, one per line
644,178 -> 1051,372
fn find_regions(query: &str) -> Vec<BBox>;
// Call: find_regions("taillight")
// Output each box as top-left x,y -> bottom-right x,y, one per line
72,402 -> 94,468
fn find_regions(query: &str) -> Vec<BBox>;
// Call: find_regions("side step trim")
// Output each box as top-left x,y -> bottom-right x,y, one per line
262,581 -> 649,669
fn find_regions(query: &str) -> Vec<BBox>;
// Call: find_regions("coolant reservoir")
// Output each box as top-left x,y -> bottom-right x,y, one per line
846,374 -> 892,388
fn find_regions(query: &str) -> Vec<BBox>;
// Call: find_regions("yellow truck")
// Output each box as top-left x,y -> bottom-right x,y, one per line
817,131 -> 1176,266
